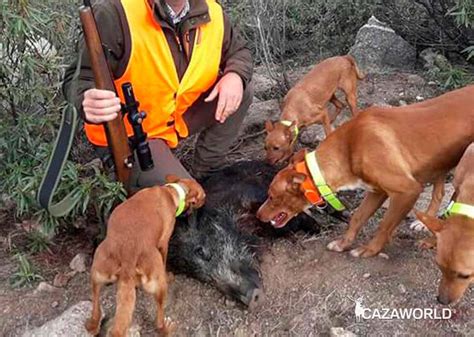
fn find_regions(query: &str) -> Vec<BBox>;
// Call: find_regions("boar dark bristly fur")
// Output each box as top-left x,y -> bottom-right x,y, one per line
168,160 -> 319,309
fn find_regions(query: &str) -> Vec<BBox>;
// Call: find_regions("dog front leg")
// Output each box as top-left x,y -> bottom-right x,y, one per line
321,109 -> 335,136
327,191 -> 388,252
412,175 -> 446,249
329,95 -> 345,122
154,260 -> 175,336
351,190 -> 421,258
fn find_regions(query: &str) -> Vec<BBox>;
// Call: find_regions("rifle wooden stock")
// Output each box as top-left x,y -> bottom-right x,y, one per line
79,5 -> 132,192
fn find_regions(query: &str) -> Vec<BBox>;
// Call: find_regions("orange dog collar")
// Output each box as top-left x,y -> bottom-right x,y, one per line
294,160 -> 325,206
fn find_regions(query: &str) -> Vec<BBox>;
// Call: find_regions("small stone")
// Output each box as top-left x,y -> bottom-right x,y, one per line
35,282 -> 59,294
51,301 -> 59,308
69,253 -> 88,273
399,92 -> 404,96
363,273 -> 371,279
330,327 -> 357,337
428,81 -> 437,86
53,272 -> 73,288
378,252 -> 390,260
416,95 -> 424,101
398,284 -> 407,294
407,74 -> 426,86
398,100 -> 407,106
21,301 -> 98,337
225,298 -> 236,308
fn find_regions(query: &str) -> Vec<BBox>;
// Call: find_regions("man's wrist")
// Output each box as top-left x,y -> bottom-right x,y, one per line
223,71 -> 242,81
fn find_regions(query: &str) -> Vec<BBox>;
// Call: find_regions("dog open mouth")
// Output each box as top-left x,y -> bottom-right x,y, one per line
270,212 -> 288,228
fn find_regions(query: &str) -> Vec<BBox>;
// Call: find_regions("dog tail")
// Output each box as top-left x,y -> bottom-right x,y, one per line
345,55 -> 365,80
111,276 -> 136,336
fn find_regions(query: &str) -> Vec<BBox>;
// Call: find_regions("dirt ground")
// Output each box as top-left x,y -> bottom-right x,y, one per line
1,71 -> 473,337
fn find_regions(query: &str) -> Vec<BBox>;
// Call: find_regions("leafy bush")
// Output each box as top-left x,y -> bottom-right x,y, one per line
10,253 -> 43,288
0,0 -> 126,243
224,0 -> 381,63
448,0 -> 474,60
223,0 -> 473,64
435,65 -> 473,89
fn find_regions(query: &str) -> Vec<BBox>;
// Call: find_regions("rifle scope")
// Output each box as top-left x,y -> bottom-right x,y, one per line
121,82 -> 154,171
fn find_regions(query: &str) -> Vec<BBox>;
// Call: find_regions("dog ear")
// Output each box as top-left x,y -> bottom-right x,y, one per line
415,210 -> 445,234
284,126 -> 293,139
265,120 -> 274,132
286,171 -> 306,194
165,174 -> 180,184
185,184 -> 206,211
291,148 -> 307,165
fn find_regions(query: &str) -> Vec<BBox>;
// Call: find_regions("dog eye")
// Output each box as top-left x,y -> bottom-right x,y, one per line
195,246 -> 210,261
457,273 -> 471,279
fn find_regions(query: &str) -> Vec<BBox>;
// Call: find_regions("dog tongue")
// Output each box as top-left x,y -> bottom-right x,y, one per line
272,212 -> 287,228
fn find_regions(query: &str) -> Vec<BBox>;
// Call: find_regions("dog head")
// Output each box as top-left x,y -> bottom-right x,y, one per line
257,149 -> 310,227
166,175 -> 206,212
415,210 -> 474,305
264,120 -> 297,165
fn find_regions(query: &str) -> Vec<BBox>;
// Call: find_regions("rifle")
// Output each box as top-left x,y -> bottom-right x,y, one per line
37,0 -> 155,216
79,0 -> 133,191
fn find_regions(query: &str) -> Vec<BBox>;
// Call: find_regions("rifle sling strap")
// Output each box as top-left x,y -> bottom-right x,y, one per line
36,53 -> 83,217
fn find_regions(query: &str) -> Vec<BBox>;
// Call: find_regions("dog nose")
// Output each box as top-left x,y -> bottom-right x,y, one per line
437,295 -> 450,305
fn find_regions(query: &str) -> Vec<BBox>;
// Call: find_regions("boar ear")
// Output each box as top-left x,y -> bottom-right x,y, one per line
415,210 -> 445,234
287,171 -> 306,194
291,148 -> 307,165
165,174 -> 180,184
265,120 -> 274,132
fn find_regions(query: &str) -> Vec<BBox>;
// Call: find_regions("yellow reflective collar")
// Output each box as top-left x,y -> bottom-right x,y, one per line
280,120 -> 299,144
444,201 -> 474,219
305,151 -> 346,211
166,183 -> 187,217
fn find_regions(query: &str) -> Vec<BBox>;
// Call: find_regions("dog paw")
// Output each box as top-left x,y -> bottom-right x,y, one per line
417,236 -> 437,250
350,246 -> 379,258
327,239 -> 351,252
84,318 -> 100,336
409,220 -> 429,232
158,317 -> 176,336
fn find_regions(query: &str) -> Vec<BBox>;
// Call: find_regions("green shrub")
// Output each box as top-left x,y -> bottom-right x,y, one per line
10,253 -> 43,288
448,0 -> 474,60
1,0 -> 126,243
437,66 -> 473,89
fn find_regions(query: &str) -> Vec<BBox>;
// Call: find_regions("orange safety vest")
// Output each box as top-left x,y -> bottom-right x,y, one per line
85,0 -> 224,148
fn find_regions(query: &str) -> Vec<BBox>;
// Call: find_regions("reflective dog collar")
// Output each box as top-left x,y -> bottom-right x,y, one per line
295,160 -> 325,206
305,151 -> 346,211
165,183 -> 187,217
444,201 -> 474,219
280,120 -> 299,144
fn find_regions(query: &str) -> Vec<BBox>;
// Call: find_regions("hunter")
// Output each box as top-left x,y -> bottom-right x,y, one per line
63,0 -> 253,188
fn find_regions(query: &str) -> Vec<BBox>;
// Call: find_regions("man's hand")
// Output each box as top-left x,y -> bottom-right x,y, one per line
205,72 -> 244,123
82,88 -> 121,124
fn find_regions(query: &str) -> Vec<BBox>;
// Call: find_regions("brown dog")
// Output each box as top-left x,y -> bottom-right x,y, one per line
257,85 -> 474,258
85,176 -> 206,337
416,143 -> 474,305
265,55 -> 364,164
